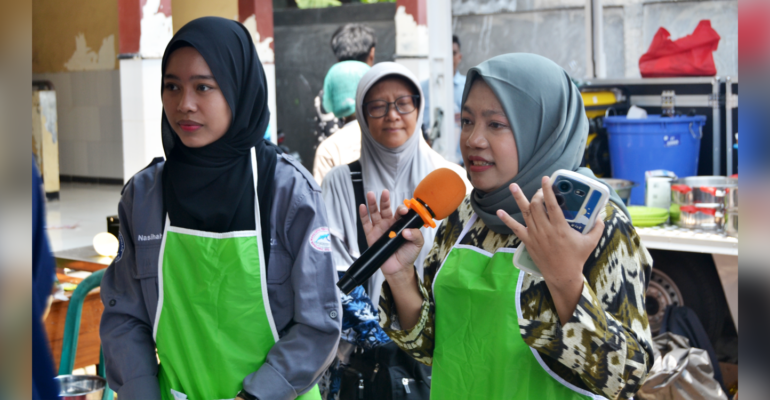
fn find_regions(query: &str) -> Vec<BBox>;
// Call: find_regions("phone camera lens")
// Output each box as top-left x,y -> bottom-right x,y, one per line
555,194 -> 565,207
557,181 -> 572,194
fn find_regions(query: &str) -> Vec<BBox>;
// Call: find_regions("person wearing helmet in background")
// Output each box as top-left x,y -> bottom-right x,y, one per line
314,24 -> 377,143
312,61 -> 371,185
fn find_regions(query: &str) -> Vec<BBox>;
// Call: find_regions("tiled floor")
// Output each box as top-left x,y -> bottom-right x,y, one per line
45,182 -> 123,252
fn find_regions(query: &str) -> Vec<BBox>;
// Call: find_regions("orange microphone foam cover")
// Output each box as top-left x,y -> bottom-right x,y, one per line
413,168 -> 466,220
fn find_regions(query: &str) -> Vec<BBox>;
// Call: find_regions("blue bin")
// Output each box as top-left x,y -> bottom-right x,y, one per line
604,115 -> 706,205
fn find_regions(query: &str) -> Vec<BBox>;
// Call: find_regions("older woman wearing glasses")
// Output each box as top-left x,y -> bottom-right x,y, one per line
322,61 -> 468,307
320,62 -> 468,398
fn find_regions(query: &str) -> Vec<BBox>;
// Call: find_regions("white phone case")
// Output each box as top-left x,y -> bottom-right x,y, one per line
512,170 -> 610,277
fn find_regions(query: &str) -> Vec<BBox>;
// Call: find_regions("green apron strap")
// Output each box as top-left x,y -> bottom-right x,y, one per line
250,147 -> 279,342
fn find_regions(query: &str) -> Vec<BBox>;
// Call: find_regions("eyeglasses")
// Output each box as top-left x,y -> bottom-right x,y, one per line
363,95 -> 420,118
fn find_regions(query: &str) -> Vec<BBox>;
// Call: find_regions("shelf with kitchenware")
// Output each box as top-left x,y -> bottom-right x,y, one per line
635,224 -> 737,256
580,76 -> 738,178
577,78 -> 740,342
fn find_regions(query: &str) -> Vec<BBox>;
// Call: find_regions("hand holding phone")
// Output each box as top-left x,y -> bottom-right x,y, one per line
511,170 -> 609,277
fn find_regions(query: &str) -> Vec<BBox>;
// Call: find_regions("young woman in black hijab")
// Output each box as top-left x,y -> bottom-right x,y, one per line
100,17 -> 341,400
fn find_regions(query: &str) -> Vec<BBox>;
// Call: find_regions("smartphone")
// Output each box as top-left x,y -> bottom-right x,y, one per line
512,170 -> 610,277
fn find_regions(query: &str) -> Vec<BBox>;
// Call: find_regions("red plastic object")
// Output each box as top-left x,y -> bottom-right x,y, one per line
700,186 -> 717,196
671,184 -> 693,194
679,205 -> 717,216
639,20 -> 721,78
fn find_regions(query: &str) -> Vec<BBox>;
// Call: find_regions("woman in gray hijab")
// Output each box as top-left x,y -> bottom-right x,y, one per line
364,54 -> 654,399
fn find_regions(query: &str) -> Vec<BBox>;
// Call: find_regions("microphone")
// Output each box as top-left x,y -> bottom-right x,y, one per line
337,168 -> 466,294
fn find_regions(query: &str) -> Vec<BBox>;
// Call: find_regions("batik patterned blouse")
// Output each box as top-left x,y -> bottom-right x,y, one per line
379,197 -> 654,399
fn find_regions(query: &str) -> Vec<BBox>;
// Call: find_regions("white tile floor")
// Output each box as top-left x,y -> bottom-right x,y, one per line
45,182 -> 123,252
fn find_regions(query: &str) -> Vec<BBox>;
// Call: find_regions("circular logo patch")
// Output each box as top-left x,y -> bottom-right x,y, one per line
309,227 -> 331,252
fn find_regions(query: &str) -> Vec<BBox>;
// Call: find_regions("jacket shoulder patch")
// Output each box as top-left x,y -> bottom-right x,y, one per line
309,227 -> 331,252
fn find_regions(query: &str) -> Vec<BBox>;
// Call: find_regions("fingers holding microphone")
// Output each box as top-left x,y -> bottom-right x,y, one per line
340,169 -> 466,293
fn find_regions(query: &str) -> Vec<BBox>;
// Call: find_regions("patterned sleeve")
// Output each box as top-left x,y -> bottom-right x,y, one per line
519,203 -> 655,399
378,208 -> 464,366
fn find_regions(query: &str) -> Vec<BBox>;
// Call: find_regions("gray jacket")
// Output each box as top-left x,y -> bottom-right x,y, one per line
99,154 -> 342,400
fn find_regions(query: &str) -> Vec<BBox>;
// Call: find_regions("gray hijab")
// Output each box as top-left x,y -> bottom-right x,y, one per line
465,53 -> 629,234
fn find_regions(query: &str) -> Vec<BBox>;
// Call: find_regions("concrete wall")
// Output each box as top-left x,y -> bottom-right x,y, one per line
453,7 -> 592,78
33,0 -> 124,179
33,71 -> 124,179
33,0 -> 119,73
452,0 -> 737,79
273,3 -> 396,171
171,0 -> 238,32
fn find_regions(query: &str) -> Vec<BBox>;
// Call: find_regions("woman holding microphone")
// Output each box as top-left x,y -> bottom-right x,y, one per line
361,54 -> 654,399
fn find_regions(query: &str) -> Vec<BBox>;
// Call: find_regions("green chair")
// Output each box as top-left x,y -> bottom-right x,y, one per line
58,268 -> 114,400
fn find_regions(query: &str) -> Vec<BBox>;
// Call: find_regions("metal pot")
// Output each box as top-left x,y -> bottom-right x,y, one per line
55,375 -> 105,400
600,178 -> 636,205
725,186 -> 738,210
725,210 -> 738,238
724,185 -> 738,237
675,205 -> 725,231
670,176 -> 738,207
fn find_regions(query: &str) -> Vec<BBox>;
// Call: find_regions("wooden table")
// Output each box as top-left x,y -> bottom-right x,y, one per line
45,247 -> 112,370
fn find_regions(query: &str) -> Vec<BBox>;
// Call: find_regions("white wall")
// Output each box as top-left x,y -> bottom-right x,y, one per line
32,70 -> 124,179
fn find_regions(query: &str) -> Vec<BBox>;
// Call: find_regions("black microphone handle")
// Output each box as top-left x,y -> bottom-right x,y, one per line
337,209 -> 426,294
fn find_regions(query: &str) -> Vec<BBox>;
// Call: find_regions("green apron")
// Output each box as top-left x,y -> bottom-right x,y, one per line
430,214 -> 605,400
153,148 -> 321,400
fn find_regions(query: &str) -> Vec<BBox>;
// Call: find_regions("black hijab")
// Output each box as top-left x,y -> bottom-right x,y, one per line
161,17 -> 278,258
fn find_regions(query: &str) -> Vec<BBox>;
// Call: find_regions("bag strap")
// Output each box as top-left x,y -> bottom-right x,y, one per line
348,160 -> 369,254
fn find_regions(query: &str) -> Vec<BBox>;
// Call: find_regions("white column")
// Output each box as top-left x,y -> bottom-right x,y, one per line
585,0 -> 606,79
241,12 -> 277,144
394,5 -> 430,83
119,58 -> 166,182
119,0 -> 172,182
264,64 -> 277,143
426,0 -> 457,163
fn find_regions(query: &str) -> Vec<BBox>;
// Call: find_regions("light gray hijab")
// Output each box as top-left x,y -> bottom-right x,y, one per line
355,62 -> 436,209
465,53 -> 629,234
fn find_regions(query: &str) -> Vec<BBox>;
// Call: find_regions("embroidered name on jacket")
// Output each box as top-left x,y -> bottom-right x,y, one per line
137,233 -> 162,242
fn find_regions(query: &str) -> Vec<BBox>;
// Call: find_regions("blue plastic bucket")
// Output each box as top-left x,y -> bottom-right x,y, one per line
604,115 -> 706,205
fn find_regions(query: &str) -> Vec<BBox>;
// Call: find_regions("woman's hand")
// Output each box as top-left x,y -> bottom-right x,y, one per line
359,190 -> 425,330
496,176 -> 605,325
359,190 -> 425,278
